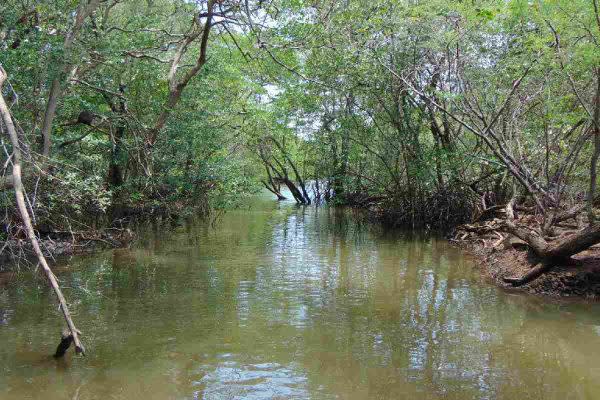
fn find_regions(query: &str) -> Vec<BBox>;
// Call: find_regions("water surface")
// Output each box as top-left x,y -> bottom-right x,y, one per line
1,194 -> 600,399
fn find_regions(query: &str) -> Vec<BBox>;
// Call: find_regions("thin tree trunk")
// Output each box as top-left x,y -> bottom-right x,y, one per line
107,85 -> 127,187
0,66 -> 84,355
40,79 -> 61,157
588,68 -> 600,224
147,0 -> 216,147
269,136 -> 311,204
39,0 -> 100,157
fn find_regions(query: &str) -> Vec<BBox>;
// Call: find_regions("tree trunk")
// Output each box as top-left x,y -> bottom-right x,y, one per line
588,67 -> 600,224
268,136 -> 311,204
505,218 -> 600,262
107,125 -> 125,187
40,79 -> 61,157
262,179 -> 286,200
147,0 -> 216,148
499,198 -> 600,286
107,85 -> 127,187
39,0 -> 101,157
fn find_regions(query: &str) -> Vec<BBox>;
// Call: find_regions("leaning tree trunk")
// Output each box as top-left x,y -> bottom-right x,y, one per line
279,177 -> 308,204
261,163 -> 286,200
0,66 -> 84,355
268,136 -> 311,204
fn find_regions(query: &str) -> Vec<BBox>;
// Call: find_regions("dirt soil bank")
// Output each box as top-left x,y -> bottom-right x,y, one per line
0,228 -> 134,268
459,242 -> 600,298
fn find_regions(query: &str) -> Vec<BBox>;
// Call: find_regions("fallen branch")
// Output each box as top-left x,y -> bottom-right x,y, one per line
0,66 -> 84,355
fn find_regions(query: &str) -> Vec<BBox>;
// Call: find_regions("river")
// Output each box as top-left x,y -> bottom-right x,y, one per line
1,193 -> 600,399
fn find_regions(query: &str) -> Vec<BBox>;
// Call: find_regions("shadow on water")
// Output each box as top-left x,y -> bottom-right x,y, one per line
1,192 -> 600,399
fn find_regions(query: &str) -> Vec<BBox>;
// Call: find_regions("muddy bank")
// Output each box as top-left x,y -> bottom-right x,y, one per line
0,228 -> 134,268
457,241 -> 600,298
0,202 -> 187,267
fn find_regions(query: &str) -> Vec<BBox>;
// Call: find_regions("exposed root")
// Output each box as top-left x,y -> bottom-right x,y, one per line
453,199 -> 600,296
502,263 -> 552,287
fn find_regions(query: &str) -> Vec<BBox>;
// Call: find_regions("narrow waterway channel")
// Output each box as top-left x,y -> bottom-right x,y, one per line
1,193 -> 600,399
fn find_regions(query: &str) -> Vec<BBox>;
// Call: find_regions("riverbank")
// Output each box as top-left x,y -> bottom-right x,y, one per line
0,201 -> 198,267
0,228 -> 134,267
454,237 -> 600,299
5,196 -> 600,299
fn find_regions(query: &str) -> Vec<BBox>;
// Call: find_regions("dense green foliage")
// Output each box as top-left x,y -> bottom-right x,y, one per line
1,0 -> 599,233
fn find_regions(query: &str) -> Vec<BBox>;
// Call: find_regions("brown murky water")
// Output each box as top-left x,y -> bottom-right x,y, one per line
2,193 -> 600,399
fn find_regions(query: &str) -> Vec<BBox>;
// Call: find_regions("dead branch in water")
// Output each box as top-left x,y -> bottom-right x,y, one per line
0,66 -> 85,355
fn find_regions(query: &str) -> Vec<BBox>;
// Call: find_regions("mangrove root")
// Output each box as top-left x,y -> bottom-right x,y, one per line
502,263 -> 553,287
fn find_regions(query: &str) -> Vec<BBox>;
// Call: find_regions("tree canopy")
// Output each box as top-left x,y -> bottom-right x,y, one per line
0,0 -> 598,228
